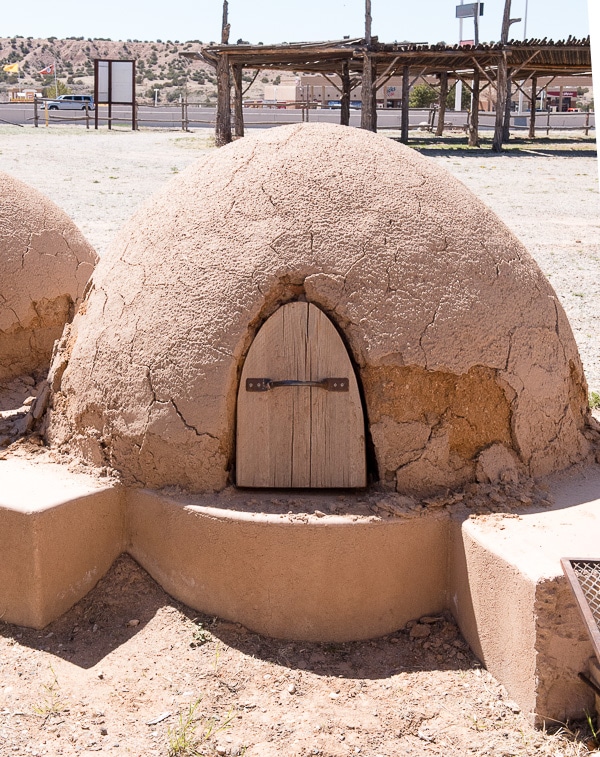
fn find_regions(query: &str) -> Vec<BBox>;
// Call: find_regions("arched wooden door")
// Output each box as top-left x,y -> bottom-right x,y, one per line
236,302 -> 366,488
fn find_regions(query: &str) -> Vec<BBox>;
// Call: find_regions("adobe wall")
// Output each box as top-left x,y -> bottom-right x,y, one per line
0,172 -> 97,382
45,124 -> 591,494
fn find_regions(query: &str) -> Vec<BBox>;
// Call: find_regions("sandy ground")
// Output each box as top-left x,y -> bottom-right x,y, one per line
0,125 -> 599,757
0,553 -> 598,757
0,125 -> 598,394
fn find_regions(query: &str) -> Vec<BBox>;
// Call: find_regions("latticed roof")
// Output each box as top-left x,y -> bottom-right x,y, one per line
182,37 -> 591,79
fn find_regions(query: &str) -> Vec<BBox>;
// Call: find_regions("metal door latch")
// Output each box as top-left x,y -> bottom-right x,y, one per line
246,378 -> 349,392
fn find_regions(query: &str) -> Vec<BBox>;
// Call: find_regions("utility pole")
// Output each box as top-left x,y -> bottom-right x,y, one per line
215,0 -> 232,146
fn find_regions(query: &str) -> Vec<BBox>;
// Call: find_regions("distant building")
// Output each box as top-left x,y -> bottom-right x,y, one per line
9,88 -> 43,103
262,73 -> 594,112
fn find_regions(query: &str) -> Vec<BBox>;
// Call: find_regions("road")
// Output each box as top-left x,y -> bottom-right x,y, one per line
0,102 -> 595,132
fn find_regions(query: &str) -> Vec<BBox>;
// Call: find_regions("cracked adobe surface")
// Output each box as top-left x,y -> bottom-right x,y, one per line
46,123 -> 592,493
0,171 -> 97,382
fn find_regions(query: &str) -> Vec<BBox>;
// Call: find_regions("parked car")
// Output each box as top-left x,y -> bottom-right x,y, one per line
44,95 -> 95,111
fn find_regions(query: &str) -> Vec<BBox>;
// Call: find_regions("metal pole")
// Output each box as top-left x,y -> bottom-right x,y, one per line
518,0 -> 529,113
455,0 -> 464,112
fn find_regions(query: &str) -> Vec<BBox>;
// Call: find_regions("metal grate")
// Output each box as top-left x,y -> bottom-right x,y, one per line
561,558 -> 600,661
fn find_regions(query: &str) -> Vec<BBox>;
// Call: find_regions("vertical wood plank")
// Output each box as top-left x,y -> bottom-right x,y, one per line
237,302 -> 366,488
307,305 -> 366,487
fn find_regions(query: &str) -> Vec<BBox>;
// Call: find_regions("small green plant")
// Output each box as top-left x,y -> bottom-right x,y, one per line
167,697 -> 235,756
168,698 -> 201,756
585,710 -> 599,749
33,666 -> 68,717
589,391 -> 600,410
190,623 -> 212,648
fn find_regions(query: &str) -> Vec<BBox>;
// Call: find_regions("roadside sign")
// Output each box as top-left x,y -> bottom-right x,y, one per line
456,2 -> 484,18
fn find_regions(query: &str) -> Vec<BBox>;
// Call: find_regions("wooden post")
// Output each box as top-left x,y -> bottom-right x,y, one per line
360,0 -> 376,132
400,64 -> 410,144
361,55 -> 377,131
585,108 -> 590,137
468,68 -> 480,147
232,64 -> 244,137
502,68 -> 512,142
492,53 -> 507,152
340,61 -> 351,126
528,74 -> 537,138
85,103 -> 90,130
33,96 -> 38,128
215,0 -> 232,147
492,0 -> 511,152
435,71 -> 448,136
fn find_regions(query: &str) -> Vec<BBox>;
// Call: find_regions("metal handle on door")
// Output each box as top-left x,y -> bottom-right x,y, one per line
246,378 -> 349,392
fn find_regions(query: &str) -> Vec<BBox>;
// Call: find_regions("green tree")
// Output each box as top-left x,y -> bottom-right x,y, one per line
43,81 -> 71,99
409,83 -> 438,108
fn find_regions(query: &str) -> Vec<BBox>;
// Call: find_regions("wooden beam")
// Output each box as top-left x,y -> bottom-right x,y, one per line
529,73 -> 537,138
468,68 -> 480,147
492,51 -> 507,151
215,1 -> 232,147
374,56 -> 400,89
435,71 -> 448,136
471,56 -> 497,89
503,67 -> 512,142
361,53 -> 377,131
401,64 -> 410,143
242,69 -> 261,95
341,61 -> 351,126
232,64 -> 244,137
321,72 -> 343,94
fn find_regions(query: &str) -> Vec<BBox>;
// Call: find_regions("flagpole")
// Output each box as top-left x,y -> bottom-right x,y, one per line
54,59 -> 58,96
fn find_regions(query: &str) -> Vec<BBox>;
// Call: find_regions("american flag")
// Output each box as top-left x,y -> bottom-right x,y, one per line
38,63 -> 55,75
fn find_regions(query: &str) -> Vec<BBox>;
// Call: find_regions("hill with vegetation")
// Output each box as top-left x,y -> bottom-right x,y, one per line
0,36 -> 276,104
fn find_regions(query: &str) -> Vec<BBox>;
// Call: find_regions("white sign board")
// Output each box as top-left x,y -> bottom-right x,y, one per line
94,59 -> 135,104
111,61 -> 134,103
97,60 -> 109,102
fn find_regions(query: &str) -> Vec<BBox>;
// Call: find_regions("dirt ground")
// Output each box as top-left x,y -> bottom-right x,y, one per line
0,125 -> 599,756
1,555 -> 598,757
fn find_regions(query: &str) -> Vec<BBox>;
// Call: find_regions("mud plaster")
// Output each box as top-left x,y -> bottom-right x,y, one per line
0,171 -> 97,381
45,123 -> 592,493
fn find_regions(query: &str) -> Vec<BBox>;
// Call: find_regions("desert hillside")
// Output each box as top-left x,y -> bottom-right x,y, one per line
0,36 -> 277,104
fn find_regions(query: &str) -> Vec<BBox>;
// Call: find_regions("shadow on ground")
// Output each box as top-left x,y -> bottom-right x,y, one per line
400,134 -> 597,158
0,554 -> 477,679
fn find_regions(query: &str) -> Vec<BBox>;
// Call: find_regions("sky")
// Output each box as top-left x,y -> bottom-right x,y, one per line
0,0 -> 593,47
